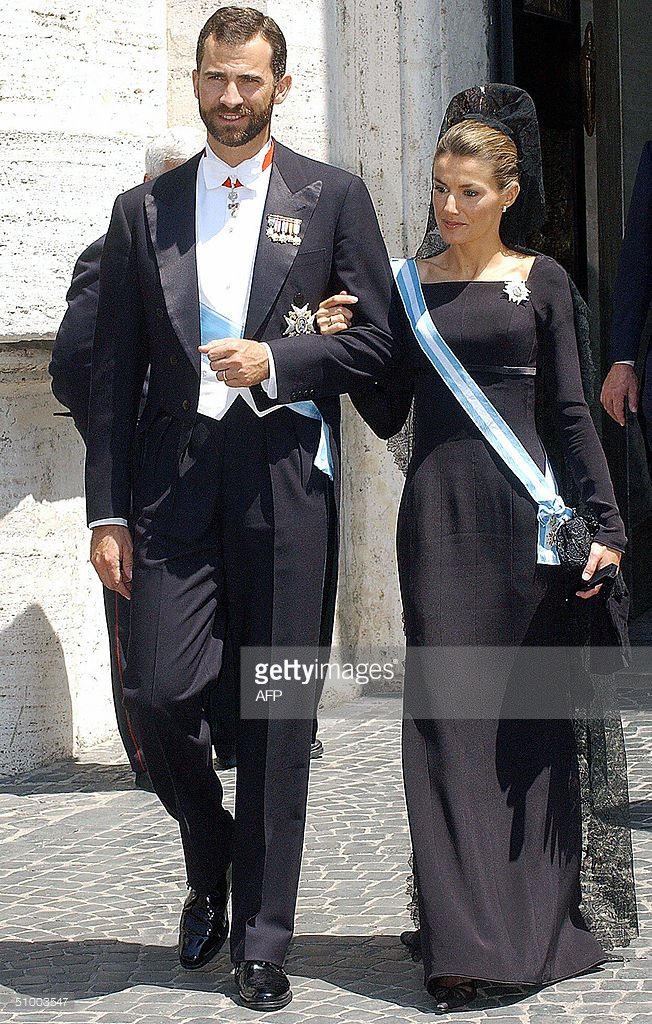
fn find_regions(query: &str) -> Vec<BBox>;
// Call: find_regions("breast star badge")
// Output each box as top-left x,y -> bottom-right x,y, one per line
503,279 -> 531,305
283,303 -> 317,336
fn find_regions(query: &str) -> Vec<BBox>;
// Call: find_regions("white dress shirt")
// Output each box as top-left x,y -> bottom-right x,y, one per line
196,138 -> 277,419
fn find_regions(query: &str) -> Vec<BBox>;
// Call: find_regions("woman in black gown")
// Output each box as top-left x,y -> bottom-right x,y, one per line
317,86 -> 635,1011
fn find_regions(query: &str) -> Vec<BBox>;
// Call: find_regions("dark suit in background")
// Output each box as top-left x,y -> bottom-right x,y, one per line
50,237 -> 148,776
50,237 -> 104,439
85,141 -> 393,966
610,141 -> 652,459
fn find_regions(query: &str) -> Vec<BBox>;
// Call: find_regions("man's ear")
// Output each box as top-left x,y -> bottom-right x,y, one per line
192,68 -> 200,100
273,74 -> 292,107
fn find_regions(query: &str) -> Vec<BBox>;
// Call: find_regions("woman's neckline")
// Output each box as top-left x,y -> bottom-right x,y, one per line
418,253 -> 539,286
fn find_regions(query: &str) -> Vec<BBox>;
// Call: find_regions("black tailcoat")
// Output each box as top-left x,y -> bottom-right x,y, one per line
50,235 -> 150,774
610,141 -> 652,364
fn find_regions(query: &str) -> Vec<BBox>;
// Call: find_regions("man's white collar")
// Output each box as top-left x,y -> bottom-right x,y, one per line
201,138 -> 274,192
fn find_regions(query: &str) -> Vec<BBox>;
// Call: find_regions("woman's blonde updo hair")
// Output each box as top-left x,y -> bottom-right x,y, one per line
435,119 -> 519,193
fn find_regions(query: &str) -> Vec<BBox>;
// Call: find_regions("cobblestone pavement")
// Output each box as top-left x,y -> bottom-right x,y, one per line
0,695 -> 650,1024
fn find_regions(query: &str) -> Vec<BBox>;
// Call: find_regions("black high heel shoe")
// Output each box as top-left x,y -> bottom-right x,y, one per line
399,928 -> 422,961
426,977 -> 478,1013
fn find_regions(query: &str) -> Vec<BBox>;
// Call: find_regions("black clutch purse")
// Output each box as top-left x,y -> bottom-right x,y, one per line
553,510 -> 599,567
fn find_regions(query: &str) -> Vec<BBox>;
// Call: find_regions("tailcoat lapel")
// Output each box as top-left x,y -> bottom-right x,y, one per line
145,154 -> 202,368
245,155 -> 323,339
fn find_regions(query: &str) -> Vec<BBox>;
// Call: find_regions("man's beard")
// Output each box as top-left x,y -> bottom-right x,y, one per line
199,95 -> 275,149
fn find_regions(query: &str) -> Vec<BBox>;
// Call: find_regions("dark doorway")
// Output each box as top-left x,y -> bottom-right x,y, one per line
491,0 -> 652,617
511,0 -> 587,294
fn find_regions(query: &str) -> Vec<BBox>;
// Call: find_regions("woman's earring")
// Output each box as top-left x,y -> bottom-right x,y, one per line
502,205 -> 508,213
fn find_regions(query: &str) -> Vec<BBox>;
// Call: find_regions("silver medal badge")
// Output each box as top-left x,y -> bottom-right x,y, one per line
283,303 -> 317,337
503,279 -> 530,305
227,188 -> 240,217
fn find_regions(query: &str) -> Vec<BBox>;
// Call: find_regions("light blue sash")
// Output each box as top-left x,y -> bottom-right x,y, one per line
200,304 -> 333,480
199,304 -> 244,376
287,402 -> 334,480
392,258 -> 573,564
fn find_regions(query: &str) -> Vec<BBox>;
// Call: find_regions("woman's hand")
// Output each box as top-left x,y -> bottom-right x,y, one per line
575,542 -> 622,600
315,292 -> 358,334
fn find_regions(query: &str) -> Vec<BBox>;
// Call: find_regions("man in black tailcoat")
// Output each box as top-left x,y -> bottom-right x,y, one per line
85,8 -> 393,1012
601,141 -> 652,469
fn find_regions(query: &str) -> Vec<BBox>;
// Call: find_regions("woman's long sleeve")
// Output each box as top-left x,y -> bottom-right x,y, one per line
348,291 -> 415,440
535,257 -> 627,551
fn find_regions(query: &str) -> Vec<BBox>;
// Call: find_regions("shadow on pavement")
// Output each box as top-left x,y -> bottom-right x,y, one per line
630,799 -> 652,830
0,936 -> 538,1014
0,763 -> 139,797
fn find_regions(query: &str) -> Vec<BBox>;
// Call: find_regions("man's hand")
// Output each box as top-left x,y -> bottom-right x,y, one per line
198,338 -> 269,388
600,363 -> 640,426
90,525 -> 133,600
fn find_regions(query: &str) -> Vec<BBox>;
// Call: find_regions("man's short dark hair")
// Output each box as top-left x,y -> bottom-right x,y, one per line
196,7 -> 287,81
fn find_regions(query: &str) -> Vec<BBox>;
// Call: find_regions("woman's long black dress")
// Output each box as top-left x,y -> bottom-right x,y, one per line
355,255 -> 627,987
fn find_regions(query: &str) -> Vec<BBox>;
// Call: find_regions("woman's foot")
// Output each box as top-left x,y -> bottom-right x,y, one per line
426,976 -> 477,1013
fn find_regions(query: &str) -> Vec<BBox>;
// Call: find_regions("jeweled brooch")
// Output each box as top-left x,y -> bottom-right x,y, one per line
267,214 -> 302,245
503,280 -> 531,305
283,303 -> 316,336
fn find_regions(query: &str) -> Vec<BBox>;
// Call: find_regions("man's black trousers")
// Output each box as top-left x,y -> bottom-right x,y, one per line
123,402 -> 332,967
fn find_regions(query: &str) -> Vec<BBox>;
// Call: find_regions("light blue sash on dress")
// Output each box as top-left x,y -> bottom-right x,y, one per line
200,303 -> 333,480
391,258 -> 573,565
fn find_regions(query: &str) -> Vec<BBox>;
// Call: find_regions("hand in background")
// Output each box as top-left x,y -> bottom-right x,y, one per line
600,363 -> 640,426
91,525 -> 133,600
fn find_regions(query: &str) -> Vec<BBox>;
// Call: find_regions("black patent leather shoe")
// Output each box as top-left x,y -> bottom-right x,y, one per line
399,928 -> 422,961
178,877 -> 230,970
235,960 -> 292,1011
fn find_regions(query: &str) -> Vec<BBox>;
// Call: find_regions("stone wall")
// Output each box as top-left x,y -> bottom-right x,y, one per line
0,346 -> 113,772
0,0 -> 168,774
330,0 -> 491,664
2,1 -> 168,342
